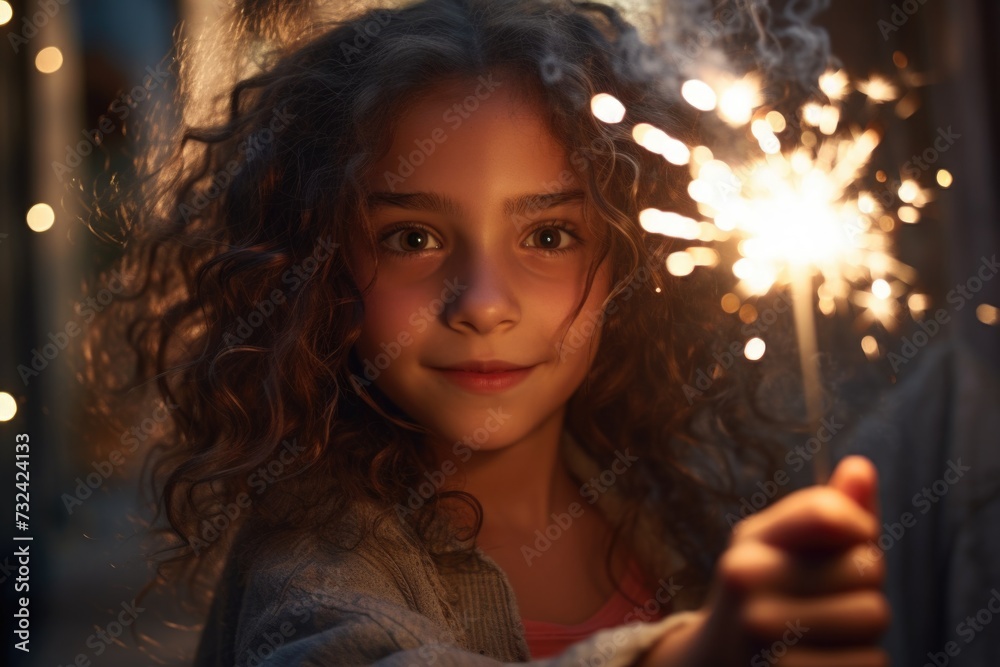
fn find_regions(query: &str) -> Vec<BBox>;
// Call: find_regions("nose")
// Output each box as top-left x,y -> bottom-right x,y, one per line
444,247 -> 521,334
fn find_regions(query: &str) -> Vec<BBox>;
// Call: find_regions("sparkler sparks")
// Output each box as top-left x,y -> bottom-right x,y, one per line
591,59 -> 933,482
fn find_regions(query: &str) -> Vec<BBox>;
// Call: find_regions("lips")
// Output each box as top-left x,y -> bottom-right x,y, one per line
437,360 -> 533,373
430,360 -> 537,393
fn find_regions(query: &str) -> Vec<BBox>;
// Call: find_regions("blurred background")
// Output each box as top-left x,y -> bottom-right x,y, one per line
1,0 -> 998,666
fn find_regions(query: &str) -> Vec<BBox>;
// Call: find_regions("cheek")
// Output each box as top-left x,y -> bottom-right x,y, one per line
574,262 -> 612,322
358,285 -> 419,354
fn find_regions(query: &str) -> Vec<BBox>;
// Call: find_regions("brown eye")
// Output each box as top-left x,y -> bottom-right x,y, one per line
525,223 -> 577,252
401,229 -> 428,250
535,227 -> 561,249
381,225 -> 442,254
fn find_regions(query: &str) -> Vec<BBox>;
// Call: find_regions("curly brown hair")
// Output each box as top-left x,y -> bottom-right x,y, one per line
81,0 -> 790,618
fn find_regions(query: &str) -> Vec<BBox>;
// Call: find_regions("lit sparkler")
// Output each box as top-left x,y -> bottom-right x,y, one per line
591,65 -> 928,483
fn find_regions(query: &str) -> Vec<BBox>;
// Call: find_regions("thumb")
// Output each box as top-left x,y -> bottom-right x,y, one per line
827,455 -> 881,521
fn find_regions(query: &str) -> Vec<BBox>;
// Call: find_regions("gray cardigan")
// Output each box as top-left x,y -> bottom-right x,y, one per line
193,430 -> 704,665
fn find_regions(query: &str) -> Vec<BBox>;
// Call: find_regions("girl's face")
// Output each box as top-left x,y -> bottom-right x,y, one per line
350,77 -> 611,454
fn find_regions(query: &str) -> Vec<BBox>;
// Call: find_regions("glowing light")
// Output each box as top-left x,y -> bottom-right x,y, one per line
802,103 -> 823,127
819,69 -> 850,100
765,111 -> 787,133
872,279 -> 892,300
893,51 -> 909,69
751,119 -> 780,154
895,91 -> 920,120
591,93 -> 626,124
861,335 -> 880,359
908,293 -> 929,314
898,206 -> 920,223
639,209 -> 700,239
819,105 -> 840,135
697,221 -> 727,242
633,123 -> 667,152
624,61 -> 920,483
682,79 -> 717,111
898,179 -> 920,203
35,46 -> 63,74
666,251 -> 695,276
718,77 -> 760,126
744,337 -> 766,361
858,76 -> 898,103
691,145 -> 714,166
732,258 -> 776,295
936,169 -> 953,188
977,304 -> 1000,326
0,2 -> 12,26
688,247 -> 720,267
26,203 -> 55,232
750,119 -> 773,141
632,123 -> 690,165
661,140 -> 691,166
910,187 -> 930,208
858,193 -> 877,214
721,293 -> 741,313
0,392 -> 16,422
739,304 -> 758,323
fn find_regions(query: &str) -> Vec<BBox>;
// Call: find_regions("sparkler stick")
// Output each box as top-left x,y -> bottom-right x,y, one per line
791,265 -> 828,483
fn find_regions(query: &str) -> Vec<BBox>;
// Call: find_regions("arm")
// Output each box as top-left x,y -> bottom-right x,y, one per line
195,523 -> 703,667
230,588 -> 702,666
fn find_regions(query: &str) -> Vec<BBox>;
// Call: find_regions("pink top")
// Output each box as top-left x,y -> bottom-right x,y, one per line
519,560 -> 670,658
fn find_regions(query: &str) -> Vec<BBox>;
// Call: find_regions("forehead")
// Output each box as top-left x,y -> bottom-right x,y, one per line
367,76 -> 581,196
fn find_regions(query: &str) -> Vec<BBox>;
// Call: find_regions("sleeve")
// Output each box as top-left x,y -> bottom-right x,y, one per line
231,580 -> 702,666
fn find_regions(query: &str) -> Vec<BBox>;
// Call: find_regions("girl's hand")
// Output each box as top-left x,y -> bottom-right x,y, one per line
640,455 -> 891,667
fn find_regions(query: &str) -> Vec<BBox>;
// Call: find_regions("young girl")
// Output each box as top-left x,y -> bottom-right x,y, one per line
84,0 -> 889,664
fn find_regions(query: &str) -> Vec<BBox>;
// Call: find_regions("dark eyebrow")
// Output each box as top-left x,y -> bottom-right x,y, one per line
365,190 -> 586,218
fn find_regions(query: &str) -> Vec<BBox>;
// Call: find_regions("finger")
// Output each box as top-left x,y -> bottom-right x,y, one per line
827,455 -> 881,521
741,590 -> 891,645
717,541 -> 885,597
732,487 -> 880,552
762,647 -> 890,667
